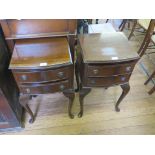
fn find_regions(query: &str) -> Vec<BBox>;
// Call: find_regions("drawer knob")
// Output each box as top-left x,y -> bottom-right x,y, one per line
59,84 -> 65,91
25,88 -> 30,93
21,75 -> 27,81
93,69 -> 99,75
58,72 -> 64,78
121,76 -> 126,81
126,66 -> 132,72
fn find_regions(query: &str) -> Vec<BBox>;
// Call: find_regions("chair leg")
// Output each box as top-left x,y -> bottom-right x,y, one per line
137,27 -> 151,56
144,70 -> 155,85
96,19 -> 99,24
139,38 -> 151,57
106,19 -> 109,23
148,86 -> 155,95
128,20 -> 137,40
119,19 -> 127,31
138,20 -> 155,57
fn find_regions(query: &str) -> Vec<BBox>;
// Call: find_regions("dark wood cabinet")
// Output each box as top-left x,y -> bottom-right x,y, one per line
0,27 -> 22,130
0,19 -> 77,124
76,32 -> 140,117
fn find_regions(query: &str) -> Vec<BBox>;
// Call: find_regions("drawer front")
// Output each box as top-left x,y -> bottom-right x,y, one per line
87,74 -> 130,87
19,80 -> 70,94
13,67 -> 71,83
87,61 -> 136,77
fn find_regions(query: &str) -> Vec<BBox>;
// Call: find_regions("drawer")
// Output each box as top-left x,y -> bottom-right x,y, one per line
87,61 -> 136,77
19,80 -> 70,94
13,67 -> 71,83
87,74 -> 131,87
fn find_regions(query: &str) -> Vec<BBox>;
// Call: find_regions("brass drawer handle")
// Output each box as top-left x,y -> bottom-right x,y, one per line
57,72 -> 64,78
121,76 -> 126,81
25,88 -> 30,93
21,75 -> 27,81
59,84 -> 65,91
93,69 -> 99,75
126,66 -> 132,72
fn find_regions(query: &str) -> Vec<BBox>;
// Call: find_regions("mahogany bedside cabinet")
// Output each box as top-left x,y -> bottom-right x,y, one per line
9,37 -> 75,123
0,19 -> 77,123
76,32 -> 140,117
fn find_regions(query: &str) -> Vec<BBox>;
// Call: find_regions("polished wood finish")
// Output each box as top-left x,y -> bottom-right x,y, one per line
13,66 -> 72,83
87,61 -> 136,77
19,80 -> 71,94
87,75 -> 131,87
78,33 -> 139,63
1,21 -> 154,135
77,32 -> 139,117
0,19 -> 77,39
0,19 -> 77,60
1,20 -> 77,124
10,37 -> 75,123
10,37 -> 72,69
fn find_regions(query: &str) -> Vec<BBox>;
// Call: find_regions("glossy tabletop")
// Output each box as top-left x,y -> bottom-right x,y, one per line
10,37 -> 72,69
78,32 -> 139,63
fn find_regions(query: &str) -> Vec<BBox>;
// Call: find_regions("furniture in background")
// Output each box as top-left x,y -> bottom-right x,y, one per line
144,68 -> 155,95
77,19 -> 100,34
106,19 -> 125,31
0,27 -> 22,130
0,20 -> 77,123
88,23 -> 116,33
76,32 -> 139,117
128,19 -> 155,95
128,19 -> 155,56
143,30 -> 155,95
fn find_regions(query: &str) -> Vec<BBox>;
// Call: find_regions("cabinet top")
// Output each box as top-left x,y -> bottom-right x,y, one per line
78,32 -> 139,63
9,37 -> 72,69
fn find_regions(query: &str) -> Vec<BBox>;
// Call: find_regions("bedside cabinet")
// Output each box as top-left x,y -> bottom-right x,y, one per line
10,37 -> 75,123
76,32 -> 140,117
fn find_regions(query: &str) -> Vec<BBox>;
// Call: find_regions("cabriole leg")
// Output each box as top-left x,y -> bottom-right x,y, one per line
115,83 -> 130,112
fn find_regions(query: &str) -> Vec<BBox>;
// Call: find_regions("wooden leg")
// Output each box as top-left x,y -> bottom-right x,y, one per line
119,19 -> 127,31
78,85 -> 91,118
148,86 -> 155,95
144,70 -> 155,85
63,89 -> 75,119
115,83 -> 130,112
137,32 -> 150,56
138,20 -> 155,56
138,37 -> 151,57
75,61 -> 80,92
19,94 -> 35,124
128,20 -> 137,40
